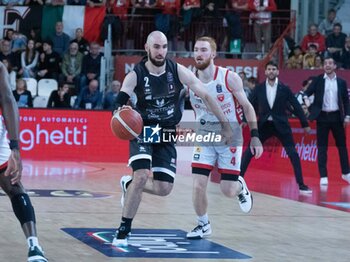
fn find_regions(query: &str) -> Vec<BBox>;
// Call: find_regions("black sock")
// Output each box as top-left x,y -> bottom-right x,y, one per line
117,217 -> 133,239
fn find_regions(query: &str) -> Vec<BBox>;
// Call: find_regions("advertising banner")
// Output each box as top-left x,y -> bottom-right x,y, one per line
19,109 -> 129,162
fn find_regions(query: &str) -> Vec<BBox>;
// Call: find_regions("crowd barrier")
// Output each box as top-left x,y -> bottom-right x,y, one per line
18,109 -> 348,183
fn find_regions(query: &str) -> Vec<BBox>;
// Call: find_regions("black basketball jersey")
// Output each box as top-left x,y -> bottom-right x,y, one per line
133,57 -> 185,127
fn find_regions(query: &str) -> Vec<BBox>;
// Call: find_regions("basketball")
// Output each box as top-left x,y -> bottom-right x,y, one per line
111,108 -> 143,140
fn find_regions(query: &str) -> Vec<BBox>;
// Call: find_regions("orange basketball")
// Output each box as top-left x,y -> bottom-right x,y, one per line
111,108 -> 143,140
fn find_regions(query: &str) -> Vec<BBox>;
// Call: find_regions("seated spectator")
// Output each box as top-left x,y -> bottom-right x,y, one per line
71,28 -> 89,55
286,45 -> 303,69
74,79 -> 102,109
11,31 -> 27,53
103,80 -> 120,110
325,23 -> 347,64
59,42 -> 83,94
47,82 -> 71,108
0,38 -> 21,72
12,78 -> 33,108
51,21 -> 71,57
29,27 -> 43,51
36,39 -> 61,80
303,44 -> 317,69
340,36 -> 350,69
300,24 -> 326,53
79,42 -> 102,92
318,8 -> 341,36
248,0 -> 277,56
2,59 -> 16,90
313,55 -> 323,69
20,39 -> 39,78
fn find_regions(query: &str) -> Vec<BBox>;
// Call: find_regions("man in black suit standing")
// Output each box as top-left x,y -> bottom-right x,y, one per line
240,61 -> 312,194
303,57 -> 350,185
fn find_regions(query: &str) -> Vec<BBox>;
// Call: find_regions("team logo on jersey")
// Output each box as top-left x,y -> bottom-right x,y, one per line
216,84 -> 223,93
168,83 -> 175,94
155,99 -> 165,107
217,94 -> 225,102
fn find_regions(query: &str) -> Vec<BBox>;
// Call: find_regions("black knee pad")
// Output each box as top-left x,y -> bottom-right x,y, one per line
130,159 -> 151,171
11,194 -> 36,226
221,173 -> 239,181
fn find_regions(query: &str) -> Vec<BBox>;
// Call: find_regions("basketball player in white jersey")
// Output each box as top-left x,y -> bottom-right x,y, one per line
187,37 -> 263,239
0,62 -> 47,262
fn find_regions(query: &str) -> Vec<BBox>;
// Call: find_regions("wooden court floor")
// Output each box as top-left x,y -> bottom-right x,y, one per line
0,157 -> 350,262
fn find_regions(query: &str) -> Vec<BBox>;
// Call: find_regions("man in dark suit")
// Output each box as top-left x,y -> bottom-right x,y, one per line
240,61 -> 312,194
303,57 -> 350,185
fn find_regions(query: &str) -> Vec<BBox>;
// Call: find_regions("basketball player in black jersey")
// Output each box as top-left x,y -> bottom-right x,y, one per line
0,62 -> 48,261
112,31 -> 234,246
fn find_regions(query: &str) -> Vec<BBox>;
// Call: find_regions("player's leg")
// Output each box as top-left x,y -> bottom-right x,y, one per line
187,146 -> 215,239
218,146 -> 253,213
143,142 -> 177,196
113,140 -> 152,246
0,165 -> 47,262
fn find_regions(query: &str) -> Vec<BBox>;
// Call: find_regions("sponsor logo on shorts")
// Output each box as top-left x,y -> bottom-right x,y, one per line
194,154 -> 200,160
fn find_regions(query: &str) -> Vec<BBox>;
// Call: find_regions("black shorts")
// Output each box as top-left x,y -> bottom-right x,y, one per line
129,139 -> 177,182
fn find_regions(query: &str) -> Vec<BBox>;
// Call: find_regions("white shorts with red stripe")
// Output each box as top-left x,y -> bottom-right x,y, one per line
191,145 -> 242,174
0,118 -> 10,169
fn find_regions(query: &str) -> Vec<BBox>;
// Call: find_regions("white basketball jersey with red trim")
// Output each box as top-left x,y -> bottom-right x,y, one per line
0,116 -> 11,166
189,66 -> 243,144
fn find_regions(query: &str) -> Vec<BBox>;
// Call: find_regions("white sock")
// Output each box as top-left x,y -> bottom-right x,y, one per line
197,214 -> 209,225
27,236 -> 39,248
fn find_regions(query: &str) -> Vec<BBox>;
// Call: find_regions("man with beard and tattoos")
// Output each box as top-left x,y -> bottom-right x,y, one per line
111,31 -> 234,247
187,36 -> 263,239
240,61 -> 313,194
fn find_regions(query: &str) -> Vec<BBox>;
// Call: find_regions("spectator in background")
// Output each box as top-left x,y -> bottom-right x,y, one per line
318,8 -> 341,36
79,42 -> 102,92
103,80 -> 121,110
248,0 -> 277,57
2,59 -> 16,90
155,0 -> 181,53
313,55 -> 323,70
238,71 -> 250,97
0,38 -> 21,72
74,79 -> 102,109
247,76 -> 257,94
36,39 -> 61,81
300,24 -> 326,53
71,28 -> 89,55
51,21 -> 71,57
325,23 -> 347,64
47,82 -> 71,108
11,31 -> 27,53
286,45 -> 303,69
29,27 -> 42,51
303,44 -> 317,69
20,39 -> 39,78
12,78 -> 33,108
340,36 -> 350,69
60,41 -> 83,94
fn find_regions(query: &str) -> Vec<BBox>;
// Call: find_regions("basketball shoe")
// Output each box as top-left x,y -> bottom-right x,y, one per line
112,229 -> 130,247
237,176 -> 253,213
186,222 -> 212,239
120,175 -> 132,207
27,246 -> 48,262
